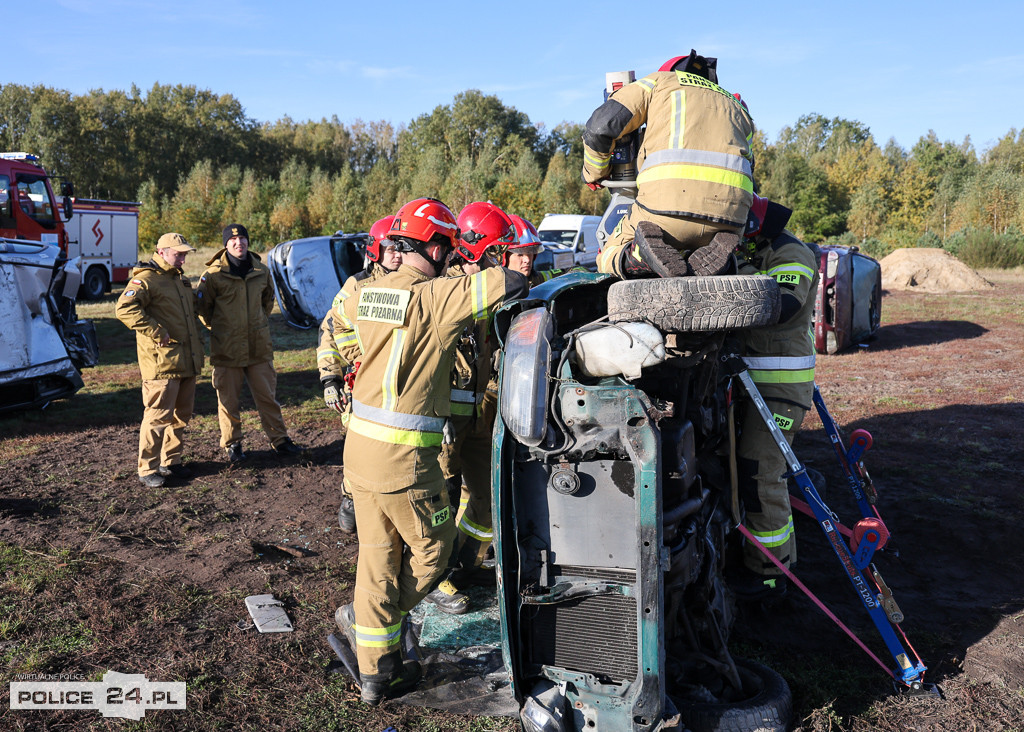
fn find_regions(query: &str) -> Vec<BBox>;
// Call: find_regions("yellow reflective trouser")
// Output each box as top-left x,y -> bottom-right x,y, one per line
596,203 -> 742,277
737,399 -> 806,574
138,376 -> 196,475
349,471 -> 456,676
438,391 -> 497,569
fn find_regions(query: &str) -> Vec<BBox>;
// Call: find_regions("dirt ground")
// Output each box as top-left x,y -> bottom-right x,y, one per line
2,269 -> 1023,731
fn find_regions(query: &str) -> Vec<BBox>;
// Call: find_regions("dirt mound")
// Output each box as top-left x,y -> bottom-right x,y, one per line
880,247 -> 994,293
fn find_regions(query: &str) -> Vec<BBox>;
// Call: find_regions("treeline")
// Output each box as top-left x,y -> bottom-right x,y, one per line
2,82 -> 1023,267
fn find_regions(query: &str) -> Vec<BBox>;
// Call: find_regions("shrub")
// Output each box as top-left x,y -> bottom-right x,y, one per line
947,226 -> 1024,268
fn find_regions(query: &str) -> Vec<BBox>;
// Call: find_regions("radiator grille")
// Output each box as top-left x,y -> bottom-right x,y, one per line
553,564 -> 637,584
525,593 -> 638,683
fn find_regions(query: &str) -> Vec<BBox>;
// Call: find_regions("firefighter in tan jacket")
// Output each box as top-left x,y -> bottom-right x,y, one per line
115,233 -> 204,488
426,202 -> 519,614
732,196 -> 819,600
196,223 -> 301,461
582,52 -> 756,279
317,216 -> 402,533
332,198 -> 527,705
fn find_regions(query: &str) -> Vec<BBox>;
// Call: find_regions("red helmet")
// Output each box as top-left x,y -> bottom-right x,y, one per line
508,215 -> 541,249
659,55 -> 689,72
365,215 -> 395,263
504,215 -> 542,265
659,50 -> 717,82
455,202 -> 518,263
744,194 -> 792,241
389,198 -> 459,247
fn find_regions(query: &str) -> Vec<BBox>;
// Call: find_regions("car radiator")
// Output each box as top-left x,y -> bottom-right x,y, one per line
525,565 -> 638,683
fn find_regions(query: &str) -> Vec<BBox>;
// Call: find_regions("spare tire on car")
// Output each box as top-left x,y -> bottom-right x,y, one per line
607,275 -> 781,333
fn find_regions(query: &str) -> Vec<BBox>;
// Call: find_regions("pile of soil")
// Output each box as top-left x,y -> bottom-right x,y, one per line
880,248 -> 994,293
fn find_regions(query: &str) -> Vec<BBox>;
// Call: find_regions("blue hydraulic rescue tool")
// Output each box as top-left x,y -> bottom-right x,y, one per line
724,354 -> 938,694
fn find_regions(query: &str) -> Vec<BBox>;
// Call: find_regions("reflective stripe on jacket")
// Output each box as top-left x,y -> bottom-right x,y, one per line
317,268 -> 381,381
582,70 -> 755,227
341,264 -> 527,491
739,232 -> 819,405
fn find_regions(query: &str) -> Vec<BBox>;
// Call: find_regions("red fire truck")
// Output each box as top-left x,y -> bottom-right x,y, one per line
63,199 -> 140,299
0,152 -> 73,249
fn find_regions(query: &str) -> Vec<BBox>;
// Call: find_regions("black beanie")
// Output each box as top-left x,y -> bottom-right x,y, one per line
222,223 -> 250,245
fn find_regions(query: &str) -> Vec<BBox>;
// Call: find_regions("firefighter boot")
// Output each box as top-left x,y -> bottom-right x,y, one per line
333,603 -> 357,651
423,578 -> 470,615
687,231 -> 740,277
360,659 -> 422,706
338,495 -> 356,534
616,243 -> 658,280
632,221 -> 693,277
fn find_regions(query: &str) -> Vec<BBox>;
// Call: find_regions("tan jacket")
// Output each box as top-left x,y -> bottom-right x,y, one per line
342,264 -> 527,491
446,264 -> 498,422
582,70 -> 755,227
195,250 -> 275,367
115,255 -> 204,380
739,232 -> 819,407
317,268 -> 384,383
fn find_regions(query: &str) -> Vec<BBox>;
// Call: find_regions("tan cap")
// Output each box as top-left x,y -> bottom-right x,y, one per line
157,233 -> 195,253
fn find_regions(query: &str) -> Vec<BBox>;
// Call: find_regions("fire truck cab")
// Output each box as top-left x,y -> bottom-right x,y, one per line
0,152 -> 72,249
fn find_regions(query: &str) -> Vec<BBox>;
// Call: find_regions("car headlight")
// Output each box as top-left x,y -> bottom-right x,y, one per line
499,307 -> 553,446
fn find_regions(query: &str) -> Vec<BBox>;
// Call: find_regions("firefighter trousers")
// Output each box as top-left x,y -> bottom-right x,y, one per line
138,377 -> 196,476
737,399 -> 806,575
596,203 -> 742,278
349,473 -> 456,677
211,361 -> 289,449
438,391 -> 497,570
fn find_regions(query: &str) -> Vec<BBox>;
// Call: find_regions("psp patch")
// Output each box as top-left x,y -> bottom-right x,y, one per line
431,506 -> 450,527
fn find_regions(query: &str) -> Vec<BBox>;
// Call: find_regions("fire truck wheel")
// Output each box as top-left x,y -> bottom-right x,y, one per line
607,275 -> 781,333
675,657 -> 792,732
81,266 -> 108,301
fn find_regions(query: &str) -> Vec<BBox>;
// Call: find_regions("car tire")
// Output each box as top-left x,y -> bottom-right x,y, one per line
607,275 -> 781,333
81,266 -> 108,301
675,657 -> 792,732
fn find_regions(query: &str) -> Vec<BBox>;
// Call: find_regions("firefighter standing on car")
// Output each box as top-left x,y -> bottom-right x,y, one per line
196,224 -> 303,461
581,52 -> 755,280
732,195 -> 819,600
317,216 -> 402,534
332,198 -> 527,705
115,233 -> 204,488
422,202 -> 519,614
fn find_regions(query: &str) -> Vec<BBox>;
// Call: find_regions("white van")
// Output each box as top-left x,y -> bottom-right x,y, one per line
536,214 -> 602,271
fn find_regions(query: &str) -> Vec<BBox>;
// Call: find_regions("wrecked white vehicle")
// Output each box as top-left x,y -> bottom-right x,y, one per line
266,232 -> 367,329
0,239 -> 99,412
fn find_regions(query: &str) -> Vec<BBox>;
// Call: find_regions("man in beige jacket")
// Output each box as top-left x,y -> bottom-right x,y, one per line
196,223 -> 302,461
116,233 -> 205,488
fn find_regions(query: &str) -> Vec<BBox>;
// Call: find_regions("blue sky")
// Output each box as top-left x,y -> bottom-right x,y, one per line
11,0 -> 1023,154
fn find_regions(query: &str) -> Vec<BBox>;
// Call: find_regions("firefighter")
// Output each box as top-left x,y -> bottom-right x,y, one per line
732,195 -> 819,600
196,223 -> 303,461
582,52 -> 756,279
506,214 -> 582,285
115,233 -> 205,488
317,216 -> 402,533
424,201 -> 518,614
333,198 -> 527,705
